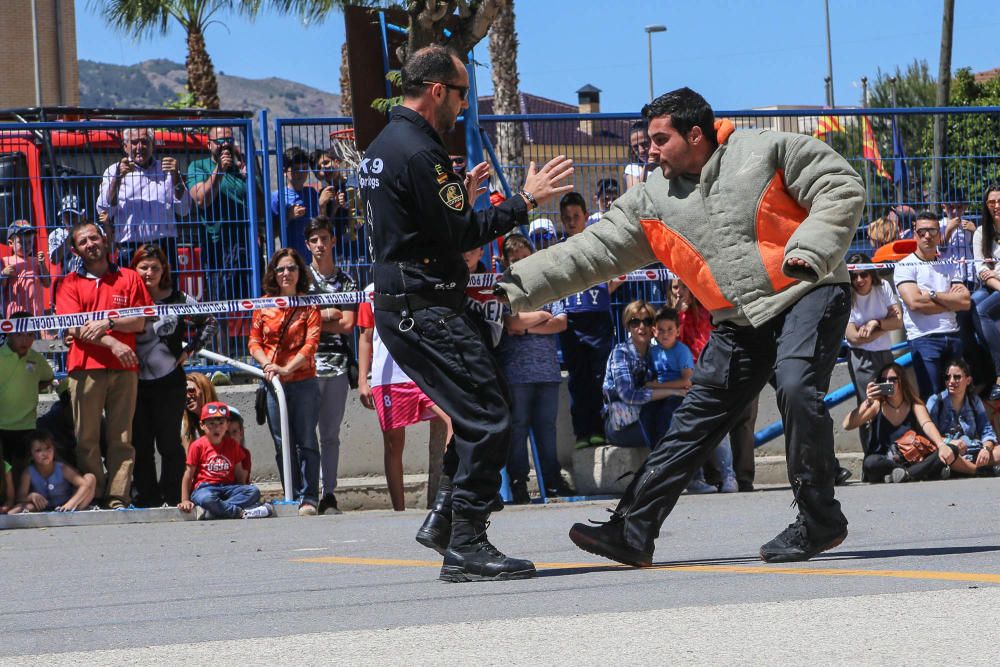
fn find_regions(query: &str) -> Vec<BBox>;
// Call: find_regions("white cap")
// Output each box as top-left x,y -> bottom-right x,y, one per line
528,218 -> 556,236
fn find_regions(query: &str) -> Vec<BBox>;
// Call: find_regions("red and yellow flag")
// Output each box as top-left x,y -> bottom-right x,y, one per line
813,115 -> 844,137
860,116 -> 891,180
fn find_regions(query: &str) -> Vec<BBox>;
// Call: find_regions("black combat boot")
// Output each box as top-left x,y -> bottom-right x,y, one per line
569,511 -> 654,567
760,481 -> 848,563
439,514 -> 536,582
415,477 -> 452,555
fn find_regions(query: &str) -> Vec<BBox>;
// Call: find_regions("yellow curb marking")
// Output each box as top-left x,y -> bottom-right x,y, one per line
294,555 -> 1000,584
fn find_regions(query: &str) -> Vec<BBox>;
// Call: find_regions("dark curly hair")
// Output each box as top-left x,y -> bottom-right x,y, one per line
641,87 -> 717,148
261,248 -> 310,296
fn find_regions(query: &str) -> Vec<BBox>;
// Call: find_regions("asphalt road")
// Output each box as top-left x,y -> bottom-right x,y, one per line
3,477 -> 1000,665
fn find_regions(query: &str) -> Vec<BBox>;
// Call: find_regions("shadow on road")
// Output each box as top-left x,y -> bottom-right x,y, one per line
815,544 -> 1000,561
537,554 -> 762,578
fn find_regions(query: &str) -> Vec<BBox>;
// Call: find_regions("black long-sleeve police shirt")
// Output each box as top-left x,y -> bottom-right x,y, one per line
360,106 -> 528,295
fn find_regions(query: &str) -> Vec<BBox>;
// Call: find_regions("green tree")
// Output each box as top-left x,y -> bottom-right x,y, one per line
91,0 -> 264,109
272,1 -> 505,64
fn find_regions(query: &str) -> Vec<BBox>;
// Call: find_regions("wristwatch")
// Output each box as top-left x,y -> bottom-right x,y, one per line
107,317 -> 115,331
928,289 -> 938,300
518,190 -> 538,210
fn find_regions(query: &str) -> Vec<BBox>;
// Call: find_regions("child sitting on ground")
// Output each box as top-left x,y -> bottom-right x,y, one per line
226,407 -> 253,480
9,431 -> 96,513
646,307 -> 694,436
178,402 -> 272,519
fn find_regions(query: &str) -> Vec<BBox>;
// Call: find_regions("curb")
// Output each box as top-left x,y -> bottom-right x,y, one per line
0,456 -> 864,531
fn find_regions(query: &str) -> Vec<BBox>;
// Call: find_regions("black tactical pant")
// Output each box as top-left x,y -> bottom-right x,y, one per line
615,284 -> 852,550
376,305 -> 510,517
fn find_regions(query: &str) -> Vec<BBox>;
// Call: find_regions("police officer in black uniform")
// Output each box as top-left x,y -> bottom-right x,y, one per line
360,45 -> 573,582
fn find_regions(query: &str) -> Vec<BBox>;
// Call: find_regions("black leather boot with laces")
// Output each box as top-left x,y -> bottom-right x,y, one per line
759,514 -> 848,563
416,477 -> 453,555
439,515 -> 536,582
569,512 -> 654,568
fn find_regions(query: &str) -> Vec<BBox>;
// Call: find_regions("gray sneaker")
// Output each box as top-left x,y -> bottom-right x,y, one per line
194,506 -> 213,520
686,479 -> 718,494
242,503 -> 274,519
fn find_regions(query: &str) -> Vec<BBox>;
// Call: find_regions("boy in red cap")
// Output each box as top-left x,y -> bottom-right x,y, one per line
178,401 -> 271,519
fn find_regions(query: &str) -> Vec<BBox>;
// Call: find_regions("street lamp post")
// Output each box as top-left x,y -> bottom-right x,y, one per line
645,24 -> 667,102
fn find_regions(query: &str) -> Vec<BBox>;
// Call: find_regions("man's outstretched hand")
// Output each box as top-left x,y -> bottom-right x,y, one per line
522,156 -> 575,206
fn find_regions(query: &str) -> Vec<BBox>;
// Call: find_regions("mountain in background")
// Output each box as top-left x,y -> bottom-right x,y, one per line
78,59 -> 341,116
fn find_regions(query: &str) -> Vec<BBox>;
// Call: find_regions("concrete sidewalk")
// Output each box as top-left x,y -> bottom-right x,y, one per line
0,454 -> 864,531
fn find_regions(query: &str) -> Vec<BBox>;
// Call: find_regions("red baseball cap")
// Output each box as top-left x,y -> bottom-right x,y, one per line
200,401 -> 230,421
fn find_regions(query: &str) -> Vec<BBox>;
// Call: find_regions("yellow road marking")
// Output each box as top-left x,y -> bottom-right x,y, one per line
293,555 -> 1000,584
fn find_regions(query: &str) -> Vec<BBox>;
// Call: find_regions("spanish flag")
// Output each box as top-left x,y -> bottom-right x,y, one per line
860,115 -> 891,181
813,115 -> 844,137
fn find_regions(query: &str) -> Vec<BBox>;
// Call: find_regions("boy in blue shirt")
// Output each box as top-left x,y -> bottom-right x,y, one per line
646,307 -> 693,438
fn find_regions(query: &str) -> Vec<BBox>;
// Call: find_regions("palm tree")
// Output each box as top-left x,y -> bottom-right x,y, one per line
271,0 -> 504,63
487,0 -> 524,190
91,0 -> 263,109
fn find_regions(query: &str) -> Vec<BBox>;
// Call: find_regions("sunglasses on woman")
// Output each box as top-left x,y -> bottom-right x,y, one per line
627,317 -> 654,329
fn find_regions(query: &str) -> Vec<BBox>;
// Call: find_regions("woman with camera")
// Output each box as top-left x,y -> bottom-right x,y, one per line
926,359 -> 999,476
843,361 -> 950,483
844,255 -> 902,453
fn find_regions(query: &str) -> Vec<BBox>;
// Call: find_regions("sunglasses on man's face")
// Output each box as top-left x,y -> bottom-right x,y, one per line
212,137 -> 235,146
627,317 -> 654,329
915,227 -> 939,237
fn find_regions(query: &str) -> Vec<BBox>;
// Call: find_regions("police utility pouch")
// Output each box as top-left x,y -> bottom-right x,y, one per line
893,430 -> 937,463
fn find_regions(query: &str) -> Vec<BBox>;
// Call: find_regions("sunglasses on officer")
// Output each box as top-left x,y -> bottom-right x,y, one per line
422,80 -> 470,101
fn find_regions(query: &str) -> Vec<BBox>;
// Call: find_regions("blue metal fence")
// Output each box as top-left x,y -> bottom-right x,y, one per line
5,106 -> 1000,373
0,116 -> 260,367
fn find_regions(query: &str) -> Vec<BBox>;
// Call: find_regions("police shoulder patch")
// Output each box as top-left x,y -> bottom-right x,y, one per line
438,182 -> 465,211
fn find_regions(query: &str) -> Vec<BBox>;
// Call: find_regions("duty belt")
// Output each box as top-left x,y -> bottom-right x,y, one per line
373,290 -> 466,313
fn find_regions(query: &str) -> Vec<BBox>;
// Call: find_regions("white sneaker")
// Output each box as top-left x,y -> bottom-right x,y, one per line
298,503 -> 318,516
195,506 -> 213,520
242,503 -> 274,519
720,476 -> 738,493
686,479 -> 718,494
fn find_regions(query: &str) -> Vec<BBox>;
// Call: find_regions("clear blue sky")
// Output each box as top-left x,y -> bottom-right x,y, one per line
76,0 -> 999,112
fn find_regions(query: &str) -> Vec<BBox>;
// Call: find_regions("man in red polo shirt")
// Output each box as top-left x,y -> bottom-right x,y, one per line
56,221 -> 151,508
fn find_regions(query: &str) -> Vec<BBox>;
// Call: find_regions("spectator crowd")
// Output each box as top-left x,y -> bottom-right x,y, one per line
3,123 -> 1000,519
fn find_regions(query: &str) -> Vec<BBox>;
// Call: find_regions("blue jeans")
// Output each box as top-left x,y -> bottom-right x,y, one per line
191,483 -> 261,518
908,332 -> 964,397
689,436 -> 736,483
604,397 -> 682,449
972,288 -> 1000,376
507,382 -> 561,489
265,376 -> 321,505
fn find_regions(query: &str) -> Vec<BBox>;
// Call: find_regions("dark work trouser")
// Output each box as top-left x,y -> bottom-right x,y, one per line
132,367 -> 187,507
728,396 -> 760,487
560,328 -> 612,441
613,284 -> 852,552
376,305 -> 510,517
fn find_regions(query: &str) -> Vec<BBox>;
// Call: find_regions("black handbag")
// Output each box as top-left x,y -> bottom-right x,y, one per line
254,384 -> 268,426
254,308 -> 297,426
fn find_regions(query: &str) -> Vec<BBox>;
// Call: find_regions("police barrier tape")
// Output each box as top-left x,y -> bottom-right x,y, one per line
0,260 -> 978,335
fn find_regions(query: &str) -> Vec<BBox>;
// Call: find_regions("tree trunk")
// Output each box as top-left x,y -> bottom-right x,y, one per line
339,42 -> 352,117
186,24 -> 220,109
932,0 -> 955,206
487,0 -> 524,191
399,0 -> 504,63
